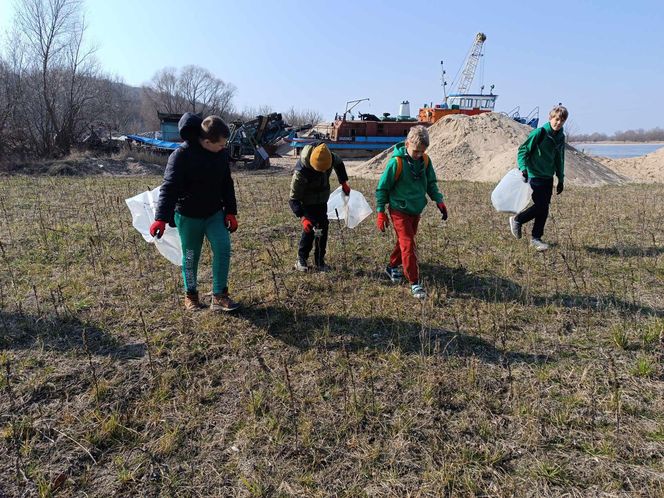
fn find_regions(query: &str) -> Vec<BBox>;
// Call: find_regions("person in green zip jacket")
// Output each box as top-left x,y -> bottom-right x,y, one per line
375,125 -> 448,299
509,105 -> 568,251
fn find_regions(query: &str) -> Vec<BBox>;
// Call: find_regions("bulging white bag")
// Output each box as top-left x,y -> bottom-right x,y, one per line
125,187 -> 182,266
491,168 -> 533,213
327,187 -> 373,228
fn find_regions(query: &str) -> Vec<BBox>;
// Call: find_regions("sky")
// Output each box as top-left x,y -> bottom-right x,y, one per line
1,0 -> 663,134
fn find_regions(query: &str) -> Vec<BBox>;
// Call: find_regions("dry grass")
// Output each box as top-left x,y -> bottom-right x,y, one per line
0,171 -> 663,497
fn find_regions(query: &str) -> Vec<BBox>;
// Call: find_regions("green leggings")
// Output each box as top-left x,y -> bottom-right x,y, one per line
175,210 -> 231,295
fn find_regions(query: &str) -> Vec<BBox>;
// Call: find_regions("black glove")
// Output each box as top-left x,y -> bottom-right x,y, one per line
521,169 -> 528,183
556,181 -> 564,195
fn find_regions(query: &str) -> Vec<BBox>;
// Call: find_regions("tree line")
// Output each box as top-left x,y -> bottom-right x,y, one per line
568,127 -> 664,143
0,0 -> 321,160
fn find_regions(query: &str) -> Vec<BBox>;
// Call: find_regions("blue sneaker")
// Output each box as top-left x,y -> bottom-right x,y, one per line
385,266 -> 403,283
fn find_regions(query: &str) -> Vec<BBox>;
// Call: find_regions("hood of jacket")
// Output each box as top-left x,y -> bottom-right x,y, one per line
178,112 -> 203,142
390,141 -> 410,159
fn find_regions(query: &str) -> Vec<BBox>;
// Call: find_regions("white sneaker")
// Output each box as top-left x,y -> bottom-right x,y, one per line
411,283 -> 426,299
530,238 -> 549,251
509,216 -> 522,239
295,259 -> 308,272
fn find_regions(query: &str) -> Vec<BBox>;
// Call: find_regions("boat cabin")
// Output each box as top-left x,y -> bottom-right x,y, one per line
418,94 -> 498,125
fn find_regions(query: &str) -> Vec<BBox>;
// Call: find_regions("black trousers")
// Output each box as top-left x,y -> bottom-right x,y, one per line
298,203 -> 329,266
515,177 -> 553,239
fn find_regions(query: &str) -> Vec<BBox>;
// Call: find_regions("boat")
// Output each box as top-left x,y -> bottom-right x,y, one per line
290,33 -> 500,157
289,98 -> 423,158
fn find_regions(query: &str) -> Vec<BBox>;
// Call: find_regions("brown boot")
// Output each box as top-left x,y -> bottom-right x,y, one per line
210,293 -> 240,312
184,291 -> 206,311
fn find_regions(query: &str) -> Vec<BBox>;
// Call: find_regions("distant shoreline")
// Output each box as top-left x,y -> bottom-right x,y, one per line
570,141 -> 664,145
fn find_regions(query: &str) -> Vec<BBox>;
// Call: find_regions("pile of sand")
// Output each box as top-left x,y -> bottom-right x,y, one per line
595,147 -> 664,183
354,113 -> 627,186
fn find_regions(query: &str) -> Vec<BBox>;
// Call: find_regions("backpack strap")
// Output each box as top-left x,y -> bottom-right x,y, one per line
394,153 -> 430,182
395,156 -> 403,182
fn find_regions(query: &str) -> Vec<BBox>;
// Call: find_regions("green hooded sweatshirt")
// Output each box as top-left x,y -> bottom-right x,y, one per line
517,121 -> 566,181
375,142 -> 444,216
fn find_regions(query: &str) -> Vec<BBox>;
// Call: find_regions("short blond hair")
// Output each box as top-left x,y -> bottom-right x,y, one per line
549,105 -> 569,121
406,125 -> 429,148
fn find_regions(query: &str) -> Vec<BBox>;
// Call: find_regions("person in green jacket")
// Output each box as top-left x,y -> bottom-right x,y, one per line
375,125 -> 448,299
289,142 -> 351,272
509,105 -> 568,251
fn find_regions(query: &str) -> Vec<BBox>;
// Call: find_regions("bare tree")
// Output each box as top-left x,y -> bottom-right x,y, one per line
283,106 -> 323,127
0,30 -> 28,156
13,0 -> 99,155
144,65 -> 236,120
231,104 -> 275,123
144,67 -> 185,115
91,75 -> 139,138
178,65 -> 236,116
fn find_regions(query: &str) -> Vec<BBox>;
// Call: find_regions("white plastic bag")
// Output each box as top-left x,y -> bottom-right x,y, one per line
491,168 -> 533,213
125,187 -> 182,266
327,187 -> 373,228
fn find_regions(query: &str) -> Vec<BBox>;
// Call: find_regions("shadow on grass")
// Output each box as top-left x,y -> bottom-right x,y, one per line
584,245 -> 664,258
420,263 -> 664,317
0,311 -> 146,359
536,293 -> 664,317
240,305 -> 552,365
420,263 -> 525,302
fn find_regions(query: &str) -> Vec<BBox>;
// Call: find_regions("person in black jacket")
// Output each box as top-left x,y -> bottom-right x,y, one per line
150,113 -> 240,311
289,142 -> 351,272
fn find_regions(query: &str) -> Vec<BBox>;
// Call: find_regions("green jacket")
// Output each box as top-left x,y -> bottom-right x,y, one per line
289,144 -> 348,212
517,122 -> 566,181
375,142 -> 444,216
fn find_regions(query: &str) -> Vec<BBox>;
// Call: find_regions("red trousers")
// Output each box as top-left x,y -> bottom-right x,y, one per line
389,208 -> 421,284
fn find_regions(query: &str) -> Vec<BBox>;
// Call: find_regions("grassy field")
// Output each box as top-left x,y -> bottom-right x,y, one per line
1,171 -> 663,497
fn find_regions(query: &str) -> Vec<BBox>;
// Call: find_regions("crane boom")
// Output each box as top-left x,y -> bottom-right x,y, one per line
455,32 -> 486,95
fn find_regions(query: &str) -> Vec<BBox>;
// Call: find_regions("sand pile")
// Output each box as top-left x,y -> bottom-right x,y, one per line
596,147 -> 664,183
355,113 -> 627,186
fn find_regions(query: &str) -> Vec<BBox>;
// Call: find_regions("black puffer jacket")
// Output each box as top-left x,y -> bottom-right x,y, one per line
155,113 -> 237,222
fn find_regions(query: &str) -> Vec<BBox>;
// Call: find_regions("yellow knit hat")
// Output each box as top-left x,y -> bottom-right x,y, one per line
309,144 -> 332,172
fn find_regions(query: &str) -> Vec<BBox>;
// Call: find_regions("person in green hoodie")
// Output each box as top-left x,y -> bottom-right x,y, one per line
509,105 -> 568,251
375,125 -> 447,299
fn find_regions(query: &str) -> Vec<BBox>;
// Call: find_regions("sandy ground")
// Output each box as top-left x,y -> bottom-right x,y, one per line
353,113 -> 630,186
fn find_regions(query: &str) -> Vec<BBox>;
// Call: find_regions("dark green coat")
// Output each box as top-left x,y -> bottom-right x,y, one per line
289,144 -> 348,215
517,121 -> 566,181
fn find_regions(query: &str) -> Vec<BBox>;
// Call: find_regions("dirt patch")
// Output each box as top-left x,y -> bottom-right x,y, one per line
353,113 -> 628,186
1,156 -> 165,176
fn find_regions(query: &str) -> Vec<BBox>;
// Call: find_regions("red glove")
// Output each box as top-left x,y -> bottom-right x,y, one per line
437,202 -> 448,221
301,217 -> 313,233
225,214 -> 238,233
376,212 -> 390,232
149,220 -> 167,239
341,181 -> 351,196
